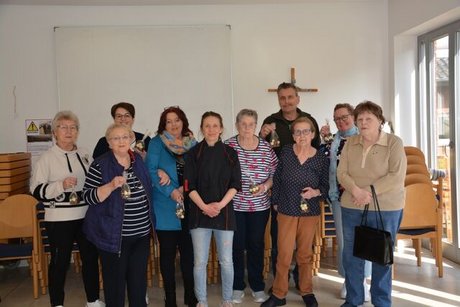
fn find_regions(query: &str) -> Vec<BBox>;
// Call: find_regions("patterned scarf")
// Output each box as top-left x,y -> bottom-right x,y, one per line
160,131 -> 197,163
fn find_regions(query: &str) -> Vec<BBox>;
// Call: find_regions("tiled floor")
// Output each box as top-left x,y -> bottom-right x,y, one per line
1,245 -> 459,307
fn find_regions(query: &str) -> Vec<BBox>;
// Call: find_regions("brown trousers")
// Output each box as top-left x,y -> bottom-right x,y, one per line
272,213 -> 319,299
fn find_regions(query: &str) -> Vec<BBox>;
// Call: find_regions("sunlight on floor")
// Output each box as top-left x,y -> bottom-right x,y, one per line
317,269 -> 460,307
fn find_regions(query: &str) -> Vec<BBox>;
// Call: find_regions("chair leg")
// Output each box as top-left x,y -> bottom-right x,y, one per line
413,239 -> 422,266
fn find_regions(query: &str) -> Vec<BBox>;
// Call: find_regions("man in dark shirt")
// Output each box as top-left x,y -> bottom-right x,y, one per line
259,82 -> 320,290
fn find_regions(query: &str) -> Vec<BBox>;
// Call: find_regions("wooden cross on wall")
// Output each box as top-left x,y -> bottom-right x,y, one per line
267,67 -> 319,93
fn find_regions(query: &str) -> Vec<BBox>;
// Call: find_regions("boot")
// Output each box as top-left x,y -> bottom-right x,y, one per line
183,278 -> 198,306
164,282 -> 177,307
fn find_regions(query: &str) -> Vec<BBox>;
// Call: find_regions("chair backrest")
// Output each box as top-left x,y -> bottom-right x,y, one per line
406,155 -> 427,166
404,146 -> 425,161
401,183 -> 439,229
0,194 -> 38,240
406,164 -> 430,176
405,173 -> 432,186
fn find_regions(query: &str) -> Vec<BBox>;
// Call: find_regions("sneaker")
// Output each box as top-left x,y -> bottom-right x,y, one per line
146,293 -> 149,305
252,291 -> 269,303
340,282 -> 347,299
232,290 -> 245,304
363,280 -> 371,302
196,302 -> 208,307
221,301 -> 234,307
86,299 -> 105,307
302,294 -> 318,307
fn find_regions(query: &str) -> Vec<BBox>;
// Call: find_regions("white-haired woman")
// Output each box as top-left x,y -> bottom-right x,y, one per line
30,111 -> 103,307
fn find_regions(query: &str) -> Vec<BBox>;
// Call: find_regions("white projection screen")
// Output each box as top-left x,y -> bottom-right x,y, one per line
55,25 -> 233,152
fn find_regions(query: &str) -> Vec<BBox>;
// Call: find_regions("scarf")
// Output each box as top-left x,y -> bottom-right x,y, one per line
328,125 -> 359,201
160,131 -> 197,163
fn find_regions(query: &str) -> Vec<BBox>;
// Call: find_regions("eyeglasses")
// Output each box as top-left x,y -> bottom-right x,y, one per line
115,113 -> 132,120
293,129 -> 312,136
333,114 -> 352,123
110,135 -> 130,142
57,125 -> 78,132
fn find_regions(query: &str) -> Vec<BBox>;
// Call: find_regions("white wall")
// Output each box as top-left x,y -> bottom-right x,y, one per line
389,0 -> 460,145
0,2 -> 387,154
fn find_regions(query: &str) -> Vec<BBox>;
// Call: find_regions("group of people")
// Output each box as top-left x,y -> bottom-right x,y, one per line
30,82 -> 406,307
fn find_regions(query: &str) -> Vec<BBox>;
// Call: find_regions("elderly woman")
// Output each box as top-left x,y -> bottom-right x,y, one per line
92,102 -> 151,159
30,111 -> 103,307
262,117 -> 329,307
83,123 -> 154,307
224,109 -> 278,304
337,101 -> 406,307
145,106 -> 198,307
320,103 -> 371,301
184,111 -> 242,307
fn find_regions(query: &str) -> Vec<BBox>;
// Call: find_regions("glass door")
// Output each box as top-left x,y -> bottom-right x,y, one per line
418,20 -> 460,262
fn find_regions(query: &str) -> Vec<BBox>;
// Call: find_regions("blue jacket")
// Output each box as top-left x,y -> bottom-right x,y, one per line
145,135 -> 182,230
83,150 -> 155,253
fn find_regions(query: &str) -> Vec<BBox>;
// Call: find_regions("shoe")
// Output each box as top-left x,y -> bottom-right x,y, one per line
363,280 -> 371,302
302,294 -> 318,307
232,290 -> 245,304
146,293 -> 149,305
340,282 -> 347,299
221,301 -> 234,307
252,291 -> 269,303
260,295 -> 286,307
196,302 -> 208,307
86,300 -> 105,307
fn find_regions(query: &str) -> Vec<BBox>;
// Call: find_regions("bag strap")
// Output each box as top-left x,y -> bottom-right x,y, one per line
360,203 -> 370,226
370,185 -> 385,231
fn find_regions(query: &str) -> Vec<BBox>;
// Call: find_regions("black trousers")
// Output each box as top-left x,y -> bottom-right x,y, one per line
156,227 -> 194,291
45,219 -> 100,306
233,209 -> 270,292
98,235 -> 150,307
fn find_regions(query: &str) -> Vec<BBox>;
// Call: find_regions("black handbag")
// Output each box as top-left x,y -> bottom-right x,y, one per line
353,185 -> 394,266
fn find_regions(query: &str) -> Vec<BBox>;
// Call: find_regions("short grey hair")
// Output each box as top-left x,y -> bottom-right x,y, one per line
51,111 -> 79,132
235,108 -> 258,124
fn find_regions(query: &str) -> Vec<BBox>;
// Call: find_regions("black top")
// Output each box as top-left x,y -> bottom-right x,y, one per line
184,140 -> 242,230
92,131 -> 151,159
262,108 -> 321,156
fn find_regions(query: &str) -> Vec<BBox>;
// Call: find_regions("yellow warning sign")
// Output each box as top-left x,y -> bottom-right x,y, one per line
27,121 -> 39,132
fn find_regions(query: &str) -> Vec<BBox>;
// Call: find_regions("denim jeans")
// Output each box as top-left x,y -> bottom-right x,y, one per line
341,207 -> 402,307
233,210 -> 270,292
191,228 -> 234,304
330,200 -> 371,278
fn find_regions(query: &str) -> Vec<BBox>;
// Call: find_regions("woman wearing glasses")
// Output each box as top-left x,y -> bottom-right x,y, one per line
319,104 -> 371,301
30,111 -> 104,307
145,106 -> 198,307
261,117 -> 329,307
92,102 -> 151,159
83,123 -> 154,307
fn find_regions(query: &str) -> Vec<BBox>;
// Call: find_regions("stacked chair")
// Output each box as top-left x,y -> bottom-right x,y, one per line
397,146 -> 444,277
0,194 -> 40,298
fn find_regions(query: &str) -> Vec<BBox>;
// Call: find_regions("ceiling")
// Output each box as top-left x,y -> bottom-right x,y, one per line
0,0 -> 376,6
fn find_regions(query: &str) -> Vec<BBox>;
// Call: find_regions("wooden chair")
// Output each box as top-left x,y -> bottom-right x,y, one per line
320,200 -> 337,257
406,164 -> 430,176
397,183 -> 443,277
405,173 -> 432,186
406,155 -> 427,166
0,194 -> 40,298
404,146 -> 426,161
